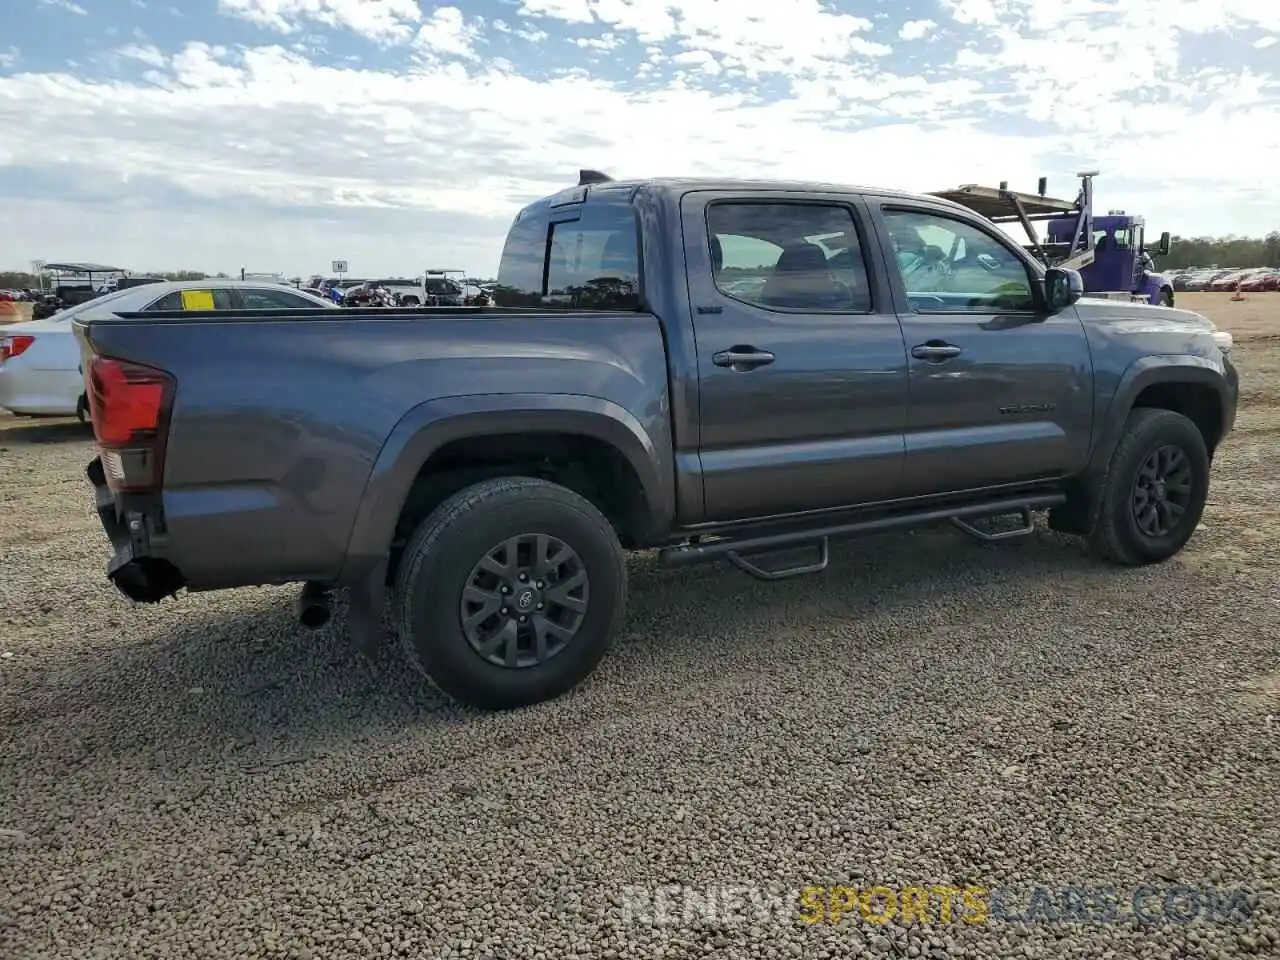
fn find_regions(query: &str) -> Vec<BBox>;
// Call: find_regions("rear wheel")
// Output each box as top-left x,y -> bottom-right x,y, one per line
75,393 -> 91,425
394,476 -> 627,710
1086,408 -> 1209,565
1158,287 -> 1174,307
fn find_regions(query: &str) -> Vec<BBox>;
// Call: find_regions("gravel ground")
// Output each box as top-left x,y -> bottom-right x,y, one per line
2,294 -> 1278,959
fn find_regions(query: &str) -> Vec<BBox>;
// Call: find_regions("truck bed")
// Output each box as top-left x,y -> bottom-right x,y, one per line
101,305 -> 580,324
75,306 -> 672,590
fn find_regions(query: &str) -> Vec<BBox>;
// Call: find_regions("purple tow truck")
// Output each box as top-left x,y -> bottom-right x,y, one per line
932,172 -> 1176,307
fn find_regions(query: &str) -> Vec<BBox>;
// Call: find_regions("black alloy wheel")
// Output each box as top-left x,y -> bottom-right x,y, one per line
1086,408 -> 1209,565
394,476 -> 627,710
1129,444 -> 1193,539
459,533 -> 589,669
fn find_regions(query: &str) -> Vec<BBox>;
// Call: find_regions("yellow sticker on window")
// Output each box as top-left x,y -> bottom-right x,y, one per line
180,289 -> 215,311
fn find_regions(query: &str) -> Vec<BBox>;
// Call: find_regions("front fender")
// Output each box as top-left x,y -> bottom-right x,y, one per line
1087,354 -> 1235,474
338,393 -> 675,582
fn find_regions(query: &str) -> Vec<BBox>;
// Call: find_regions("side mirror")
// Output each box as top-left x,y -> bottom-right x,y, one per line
1044,267 -> 1084,312
1157,231 -> 1171,257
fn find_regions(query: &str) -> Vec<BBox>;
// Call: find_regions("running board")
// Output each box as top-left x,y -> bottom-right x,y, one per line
727,540 -> 830,581
950,506 -> 1036,542
659,493 -> 1064,579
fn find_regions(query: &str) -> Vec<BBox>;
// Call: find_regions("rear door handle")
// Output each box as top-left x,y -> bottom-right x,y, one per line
713,347 -> 776,370
911,342 -> 962,361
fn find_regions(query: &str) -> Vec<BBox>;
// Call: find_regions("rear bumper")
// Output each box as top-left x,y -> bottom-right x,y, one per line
0,361 -> 81,416
87,455 -> 186,602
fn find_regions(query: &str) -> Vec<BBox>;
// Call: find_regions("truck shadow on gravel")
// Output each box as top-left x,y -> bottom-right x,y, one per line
0,416 -> 92,445
2,523 -> 1161,788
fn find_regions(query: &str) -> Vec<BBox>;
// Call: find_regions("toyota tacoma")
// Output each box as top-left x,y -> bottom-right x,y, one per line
75,171 -> 1239,709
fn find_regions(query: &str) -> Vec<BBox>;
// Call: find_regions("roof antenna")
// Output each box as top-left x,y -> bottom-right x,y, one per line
579,169 -> 613,186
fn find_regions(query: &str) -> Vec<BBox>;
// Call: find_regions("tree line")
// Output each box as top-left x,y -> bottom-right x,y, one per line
3,231 -> 1278,292
1153,232 -> 1280,270
0,269 -> 221,289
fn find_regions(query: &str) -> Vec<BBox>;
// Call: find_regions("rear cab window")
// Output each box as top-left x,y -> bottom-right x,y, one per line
494,193 -> 640,309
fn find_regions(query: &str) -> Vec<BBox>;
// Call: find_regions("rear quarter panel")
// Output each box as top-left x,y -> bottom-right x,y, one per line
80,312 -> 671,589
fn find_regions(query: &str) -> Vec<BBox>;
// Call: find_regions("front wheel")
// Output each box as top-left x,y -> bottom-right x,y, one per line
1158,287 -> 1174,307
394,476 -> 627,709
1086,408 -> 1209,565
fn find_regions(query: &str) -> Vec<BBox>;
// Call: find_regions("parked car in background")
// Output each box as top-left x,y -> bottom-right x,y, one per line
1238,269 -> 1280,292
1208,269 -> 1260,291
1183,270 -> 1233,291
0,280 -> 336,421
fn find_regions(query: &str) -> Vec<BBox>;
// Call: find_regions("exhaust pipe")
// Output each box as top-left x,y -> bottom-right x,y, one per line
297,581 -> 333,630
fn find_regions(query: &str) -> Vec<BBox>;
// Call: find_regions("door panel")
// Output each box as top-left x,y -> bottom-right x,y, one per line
683,192 -> 910,522
874,205 -> 1094,496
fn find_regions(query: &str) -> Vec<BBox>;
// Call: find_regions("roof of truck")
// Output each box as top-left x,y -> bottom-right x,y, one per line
548,176 -> 975,213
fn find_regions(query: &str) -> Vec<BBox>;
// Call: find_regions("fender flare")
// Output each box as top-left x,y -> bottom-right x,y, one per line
1086,355 -> 1229,475
338,393 -> 675,582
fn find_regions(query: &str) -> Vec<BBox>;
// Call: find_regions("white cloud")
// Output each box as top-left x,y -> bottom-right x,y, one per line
1256,36 -> 1278,49
518,0 -> 892,74
115,44 -> 169,68
0,1 -> 1277,276
0,46 -> 20,69
415,7 -> 482,60
899,20 -> 937,40
217,0 -> 423,43
38,0 -> 88,13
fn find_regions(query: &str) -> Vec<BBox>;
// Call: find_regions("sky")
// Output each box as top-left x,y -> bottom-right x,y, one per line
1,0 -> 1278,279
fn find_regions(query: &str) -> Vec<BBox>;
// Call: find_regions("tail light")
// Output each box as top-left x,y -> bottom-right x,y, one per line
86,355 -> 175,493
0,334 -> 34,363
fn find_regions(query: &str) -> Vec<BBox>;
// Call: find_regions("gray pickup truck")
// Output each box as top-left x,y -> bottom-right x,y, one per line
76,171 -> 1239,710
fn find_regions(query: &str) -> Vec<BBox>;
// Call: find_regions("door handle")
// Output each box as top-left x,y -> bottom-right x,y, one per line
713,347 -> 776,370
911,342 -> 962,361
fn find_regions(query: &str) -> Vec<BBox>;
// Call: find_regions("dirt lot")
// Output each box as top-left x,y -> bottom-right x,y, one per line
2,293 -> 1278,959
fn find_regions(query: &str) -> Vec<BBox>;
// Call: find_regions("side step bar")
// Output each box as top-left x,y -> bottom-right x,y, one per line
658,493 -> 1064,580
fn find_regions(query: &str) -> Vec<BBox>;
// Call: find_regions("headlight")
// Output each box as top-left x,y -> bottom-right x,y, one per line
1212,330 -> 1233,354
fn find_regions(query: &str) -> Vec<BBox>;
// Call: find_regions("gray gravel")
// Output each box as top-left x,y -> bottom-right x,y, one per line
2,340 -> 1279,959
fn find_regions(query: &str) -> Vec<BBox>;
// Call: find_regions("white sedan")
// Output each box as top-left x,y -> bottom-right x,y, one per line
0,279 -> 337,421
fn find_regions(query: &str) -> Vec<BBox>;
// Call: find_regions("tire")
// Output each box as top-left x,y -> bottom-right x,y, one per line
75,393 -> 91,425
394,476 -> 627,710
1158,288 -> 1174,307
400,296 -> 419,306
1086,408 -> 1209,565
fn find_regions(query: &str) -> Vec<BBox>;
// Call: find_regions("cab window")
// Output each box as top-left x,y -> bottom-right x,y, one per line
881,209 -> 1037,313
494,200 -> 640,309
707,201 -> 872,312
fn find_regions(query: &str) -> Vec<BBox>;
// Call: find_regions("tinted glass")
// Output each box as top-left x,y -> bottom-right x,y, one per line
882,209 -> 1036,312
144,288 -> 236,311
707,202 -> 872,312
240,288 -> 328,309
494,201 -> 641,309
493,211 -> 547,307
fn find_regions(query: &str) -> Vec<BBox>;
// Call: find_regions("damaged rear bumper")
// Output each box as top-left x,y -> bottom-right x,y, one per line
87,455 -> 186,603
